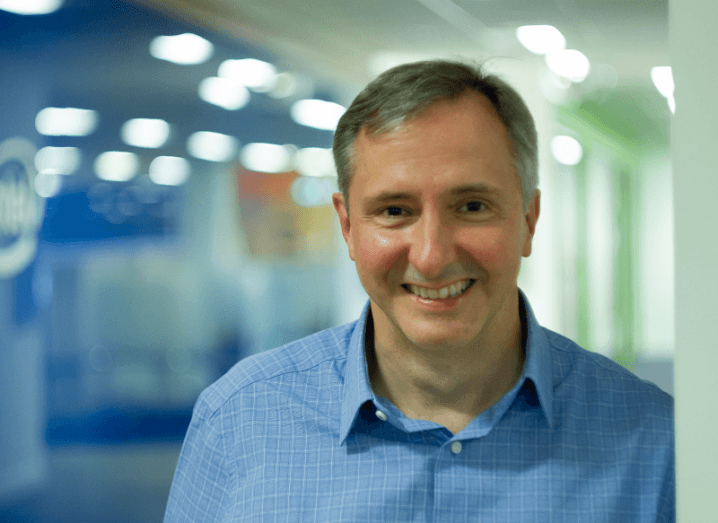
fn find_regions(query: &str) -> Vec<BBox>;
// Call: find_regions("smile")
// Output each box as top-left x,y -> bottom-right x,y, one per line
402,279 -> 474,300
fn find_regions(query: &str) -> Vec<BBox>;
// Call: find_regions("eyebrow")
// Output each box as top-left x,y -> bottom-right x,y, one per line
364,183 -> 502,205
448,184 -> 502,197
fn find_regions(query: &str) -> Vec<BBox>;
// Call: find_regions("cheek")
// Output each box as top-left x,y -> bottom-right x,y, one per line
460,226 -> 521,269
355,229 -> 405,272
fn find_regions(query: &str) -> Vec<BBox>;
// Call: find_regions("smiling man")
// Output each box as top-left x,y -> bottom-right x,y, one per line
335,92 -> 538,436
164,60 -> 674,523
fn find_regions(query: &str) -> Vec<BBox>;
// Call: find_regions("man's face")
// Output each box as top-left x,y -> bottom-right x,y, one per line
333,93 -> 540,352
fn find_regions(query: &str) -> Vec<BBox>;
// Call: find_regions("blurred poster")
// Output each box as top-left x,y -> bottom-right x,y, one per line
236,168 -> 336,258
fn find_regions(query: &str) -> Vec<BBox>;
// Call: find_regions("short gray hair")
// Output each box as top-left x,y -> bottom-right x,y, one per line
332,60 -> 538,211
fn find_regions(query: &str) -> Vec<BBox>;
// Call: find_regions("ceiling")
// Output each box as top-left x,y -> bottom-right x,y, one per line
131,0 -> 669,100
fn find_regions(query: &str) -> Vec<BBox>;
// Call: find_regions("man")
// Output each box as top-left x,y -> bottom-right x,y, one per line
164,60 -> 674,522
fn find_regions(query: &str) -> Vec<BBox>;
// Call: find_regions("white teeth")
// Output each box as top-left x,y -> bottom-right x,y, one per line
408,280 -> 472,300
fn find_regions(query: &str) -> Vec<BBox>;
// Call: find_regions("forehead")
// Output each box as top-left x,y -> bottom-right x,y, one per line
351,94 -> 517,197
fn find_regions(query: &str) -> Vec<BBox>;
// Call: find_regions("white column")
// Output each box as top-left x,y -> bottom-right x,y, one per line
670,0 -> 718,519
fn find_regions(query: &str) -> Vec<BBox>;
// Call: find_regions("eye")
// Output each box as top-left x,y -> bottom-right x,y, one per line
460,201 -> 485,212
383,206 -> 404,216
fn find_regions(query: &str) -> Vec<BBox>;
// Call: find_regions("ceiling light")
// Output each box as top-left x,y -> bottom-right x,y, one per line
218,59 -> 277,92
120,118 -> 170,148
0,0 -> 62,15
149,156 -> 191,186
186,131 -> 238,162
34,146 -> 81,175
35,107 -> 98,136
551,136 -> 583,166
294,148 -> 336,178
94,151 -> 139,182
651,66 -> 674,98
652,67 -> 676,114
33,170 -> 62,198
545,49 -> 590,83
516,25 -> 566,55
149,33 -> 213,65
268,72 -> 298,99
290,99 -> 345,131
240,143 -> 294,173
198,77 -> 250,110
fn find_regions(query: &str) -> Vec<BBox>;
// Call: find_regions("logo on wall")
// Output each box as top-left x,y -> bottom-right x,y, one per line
0,137 -> 45,278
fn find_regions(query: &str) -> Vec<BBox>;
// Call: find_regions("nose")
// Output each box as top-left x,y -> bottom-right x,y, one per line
407,209 -> 457,280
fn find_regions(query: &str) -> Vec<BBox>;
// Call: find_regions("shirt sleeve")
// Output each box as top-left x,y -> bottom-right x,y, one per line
163,395 -> 232,523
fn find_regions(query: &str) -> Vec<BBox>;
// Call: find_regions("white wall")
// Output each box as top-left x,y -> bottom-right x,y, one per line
670,0 -> 718,518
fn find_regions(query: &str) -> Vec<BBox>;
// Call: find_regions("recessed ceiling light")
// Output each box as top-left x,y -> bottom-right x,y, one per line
516,25 -> 566,55
240,143 -> 294,173
35,146 -> 81,175
290,99 -> 345,131
149,156 -> 191,186
186,132 -> 238,162
121,118 -> 170,148
94,151 -> 139,182
294,148 -> 336,178
218,59 -> 277,92
267,72 -> 298,99
198,77 -> 250,110
651,66 -> 673,98
545,49 -> 590,83
551,136 -> 583,166
35,107 -> 98,136
34,170 -> 62,198
0,0 -> 63,15
149,33 -> 213,65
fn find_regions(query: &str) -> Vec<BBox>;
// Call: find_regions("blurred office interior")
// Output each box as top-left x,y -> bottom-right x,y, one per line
0,0 -> 674,521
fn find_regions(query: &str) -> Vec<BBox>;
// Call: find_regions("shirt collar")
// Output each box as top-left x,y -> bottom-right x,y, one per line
517,288 -> 554,428
339,300 -> 376,444
339,289 -> 554,443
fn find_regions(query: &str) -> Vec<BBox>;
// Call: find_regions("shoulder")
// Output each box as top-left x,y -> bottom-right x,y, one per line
193,321 -> 356,419
542,327 -> 673,427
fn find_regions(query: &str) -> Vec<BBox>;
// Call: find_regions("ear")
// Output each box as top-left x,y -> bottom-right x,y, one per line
332,192 -> 356,261
521,189 -> 540,258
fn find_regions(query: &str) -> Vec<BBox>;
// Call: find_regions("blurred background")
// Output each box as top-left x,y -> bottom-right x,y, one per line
0,0 -> 674,521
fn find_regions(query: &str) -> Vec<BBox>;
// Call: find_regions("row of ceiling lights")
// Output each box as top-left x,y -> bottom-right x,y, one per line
516,24 -> 673,165
0,2 -> 676,113
32,33 -> 344,201
517,24 -> 674,113
17,10 -> 674,194
150,33 -> 346,129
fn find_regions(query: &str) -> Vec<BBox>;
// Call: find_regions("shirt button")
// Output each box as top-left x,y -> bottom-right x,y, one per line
376,410 -> 387,421
450,441 -> 463,455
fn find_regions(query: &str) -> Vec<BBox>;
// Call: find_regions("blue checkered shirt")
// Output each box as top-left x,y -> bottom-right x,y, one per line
164,292 -> 675,522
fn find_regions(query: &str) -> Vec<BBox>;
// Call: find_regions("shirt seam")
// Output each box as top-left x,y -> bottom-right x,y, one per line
205,352 -> 349,418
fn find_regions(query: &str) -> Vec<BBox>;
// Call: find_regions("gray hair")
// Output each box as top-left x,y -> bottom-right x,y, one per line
332,59 -> 538,211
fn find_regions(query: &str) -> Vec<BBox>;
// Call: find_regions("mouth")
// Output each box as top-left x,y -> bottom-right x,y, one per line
401,279 -> 475,300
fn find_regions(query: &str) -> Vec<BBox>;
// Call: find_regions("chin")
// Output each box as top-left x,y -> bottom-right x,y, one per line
401,321 -> 480,350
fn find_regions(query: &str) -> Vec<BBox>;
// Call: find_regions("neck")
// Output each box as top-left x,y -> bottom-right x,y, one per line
366,300 -> 525,435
